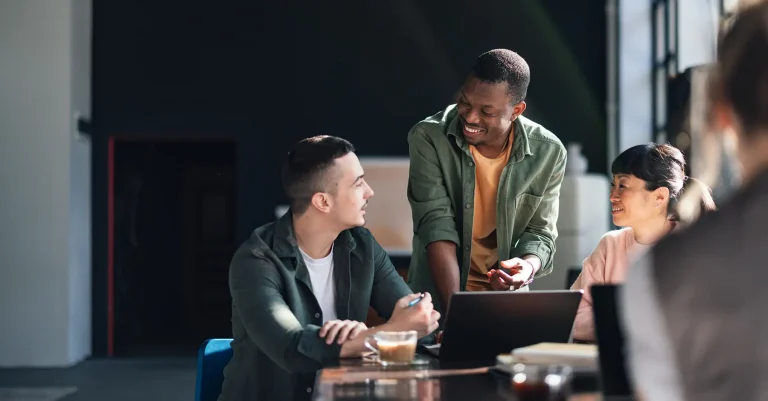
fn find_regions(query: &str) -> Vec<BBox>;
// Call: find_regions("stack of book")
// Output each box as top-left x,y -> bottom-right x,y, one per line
495,342 -> 598,373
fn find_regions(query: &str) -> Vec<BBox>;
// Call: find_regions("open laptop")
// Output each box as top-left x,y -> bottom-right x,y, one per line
422,290 -> 583,366
591,284 -> 634,398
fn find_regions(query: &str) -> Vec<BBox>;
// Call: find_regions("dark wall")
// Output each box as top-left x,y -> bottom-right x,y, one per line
94,0 -> 606,230
92,0 -> 606,354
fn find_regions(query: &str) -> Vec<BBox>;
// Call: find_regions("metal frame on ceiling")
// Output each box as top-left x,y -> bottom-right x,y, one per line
606,0 -> 620,169
651,0 -> 679,145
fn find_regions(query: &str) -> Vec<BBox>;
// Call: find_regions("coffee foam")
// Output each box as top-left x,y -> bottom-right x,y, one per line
376,340 -> 415,347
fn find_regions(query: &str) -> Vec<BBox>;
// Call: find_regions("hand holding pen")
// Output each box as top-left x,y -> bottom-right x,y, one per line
407,293 -> 426,307
387,292 -> 440,338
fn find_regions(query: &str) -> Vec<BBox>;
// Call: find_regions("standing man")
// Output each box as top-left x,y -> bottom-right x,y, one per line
406,49 -> 566,315
219,136 -> 440,401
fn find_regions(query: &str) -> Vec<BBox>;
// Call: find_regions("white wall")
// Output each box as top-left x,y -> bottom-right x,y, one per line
0,0 -> 92,367
678,0 -> 719,72
618,0 -> 653,153
69,0 -> 93,365
616,0 -> 720,154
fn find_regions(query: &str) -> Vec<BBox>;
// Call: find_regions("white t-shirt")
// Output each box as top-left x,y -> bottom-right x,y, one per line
299,246 -> 337,323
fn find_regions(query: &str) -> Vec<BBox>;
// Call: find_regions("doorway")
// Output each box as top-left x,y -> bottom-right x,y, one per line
112,140 -> 237,356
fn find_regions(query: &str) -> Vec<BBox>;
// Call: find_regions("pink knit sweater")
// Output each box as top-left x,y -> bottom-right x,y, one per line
570,228 -> 650,342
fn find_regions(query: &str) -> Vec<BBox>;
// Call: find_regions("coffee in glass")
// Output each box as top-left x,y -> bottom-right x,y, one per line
364,331 -> 418,365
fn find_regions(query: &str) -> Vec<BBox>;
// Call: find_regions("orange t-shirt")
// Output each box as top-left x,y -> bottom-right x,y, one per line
465,137 -> 513,291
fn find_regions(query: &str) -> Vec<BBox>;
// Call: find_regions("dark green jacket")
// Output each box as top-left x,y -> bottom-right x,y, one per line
218,212 -> 413,401
406,105 -> 567,313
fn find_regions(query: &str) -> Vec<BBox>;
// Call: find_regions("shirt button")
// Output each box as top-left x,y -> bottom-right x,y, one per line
314,313 -> 320,319
468,161 -> 474,166
465,203 -> 471,209
306,388 -> 312,393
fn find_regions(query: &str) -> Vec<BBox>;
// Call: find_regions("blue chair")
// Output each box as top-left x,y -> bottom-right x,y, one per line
195,338 -> 234,401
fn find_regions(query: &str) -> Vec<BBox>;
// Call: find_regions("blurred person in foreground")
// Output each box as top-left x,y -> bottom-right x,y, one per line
406,49 -> 566,317
622,2 -> 768,400
570,143 -> 715,342
218,136 -> 439,401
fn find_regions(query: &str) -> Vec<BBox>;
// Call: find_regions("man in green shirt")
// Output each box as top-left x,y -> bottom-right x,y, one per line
407,49 -> 567,315
219,136 -> 440,401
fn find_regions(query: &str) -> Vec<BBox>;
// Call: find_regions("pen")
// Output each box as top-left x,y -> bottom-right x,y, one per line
407,293 -> 426,307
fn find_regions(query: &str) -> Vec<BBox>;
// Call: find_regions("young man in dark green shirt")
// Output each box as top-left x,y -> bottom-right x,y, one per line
219,136 -> 440,401
407,49 -> 567,315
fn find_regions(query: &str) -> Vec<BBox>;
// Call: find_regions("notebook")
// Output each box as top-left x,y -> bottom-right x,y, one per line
510,342 -> 598,368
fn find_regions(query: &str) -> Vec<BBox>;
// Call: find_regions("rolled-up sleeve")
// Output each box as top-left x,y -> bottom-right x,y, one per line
229,251 -> 340,373
513,148 -> 566,276
407,127 -> 460,248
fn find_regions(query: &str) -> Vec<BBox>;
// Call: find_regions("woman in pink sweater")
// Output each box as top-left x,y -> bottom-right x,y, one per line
570,143 -> 716,342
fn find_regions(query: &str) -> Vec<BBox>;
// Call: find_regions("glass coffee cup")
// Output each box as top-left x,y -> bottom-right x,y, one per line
364,331 -> 418,366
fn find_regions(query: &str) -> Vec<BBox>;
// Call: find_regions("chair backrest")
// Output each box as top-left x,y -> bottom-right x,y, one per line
565,267 -> 582,289
195,338 -> 234,401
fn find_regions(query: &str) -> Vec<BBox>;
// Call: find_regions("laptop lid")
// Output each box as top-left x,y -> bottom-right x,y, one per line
591,284 -> 633,397
438,290 -> 583,365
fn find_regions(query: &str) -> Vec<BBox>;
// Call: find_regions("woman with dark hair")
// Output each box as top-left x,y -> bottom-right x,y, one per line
623,2 -> 768,400
570,143 -> 715,341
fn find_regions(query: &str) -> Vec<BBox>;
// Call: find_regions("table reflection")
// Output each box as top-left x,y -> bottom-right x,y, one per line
315,356 -> 601,401
319,379 -> 441,401
315,371 -> 511,401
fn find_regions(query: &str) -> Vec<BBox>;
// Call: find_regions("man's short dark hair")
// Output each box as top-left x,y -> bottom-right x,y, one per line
471,49 -> 530,104
281,135 -> 355,215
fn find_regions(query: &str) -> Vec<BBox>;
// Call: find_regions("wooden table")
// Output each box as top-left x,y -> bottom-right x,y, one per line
311,356 -> 622,401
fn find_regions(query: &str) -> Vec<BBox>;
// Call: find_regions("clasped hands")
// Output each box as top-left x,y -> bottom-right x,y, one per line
486,257 -> 535,291
319,292 -> 440,345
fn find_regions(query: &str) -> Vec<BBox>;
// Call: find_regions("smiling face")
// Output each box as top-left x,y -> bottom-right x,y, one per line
456,75 -> 526,148
610,174 -> 669,228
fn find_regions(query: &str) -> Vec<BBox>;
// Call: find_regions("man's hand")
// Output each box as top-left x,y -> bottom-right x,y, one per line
319,320 -> 368,345
486,257 -> 535,291
387,293 -> 441,338
337,294 -> 439,358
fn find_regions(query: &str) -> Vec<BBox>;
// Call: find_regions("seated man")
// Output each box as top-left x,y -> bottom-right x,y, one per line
406,49 -> 567,315
218,136 -> 440,401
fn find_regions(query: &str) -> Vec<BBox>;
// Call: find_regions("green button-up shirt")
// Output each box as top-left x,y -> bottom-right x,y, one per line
219,212 -> 414,401
406,105 -> 566,313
